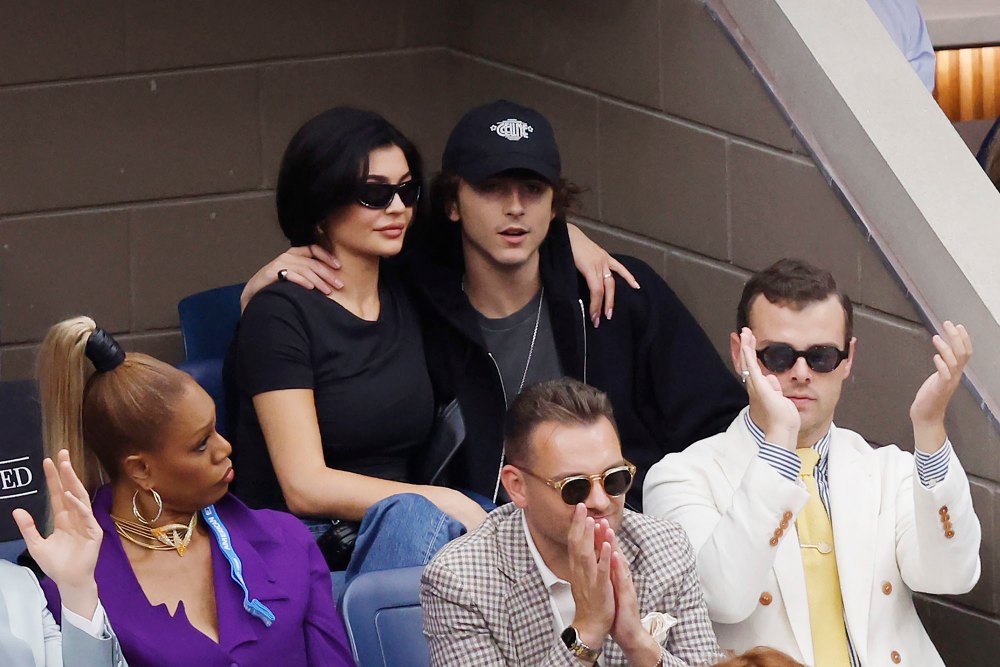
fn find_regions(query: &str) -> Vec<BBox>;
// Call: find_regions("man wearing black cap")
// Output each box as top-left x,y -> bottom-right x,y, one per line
408,100 -> 745,509
241,100 -> 745,510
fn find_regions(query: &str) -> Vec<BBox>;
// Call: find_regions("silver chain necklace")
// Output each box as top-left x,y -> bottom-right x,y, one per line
493,287 -> 544,502
516,287 -> 545,398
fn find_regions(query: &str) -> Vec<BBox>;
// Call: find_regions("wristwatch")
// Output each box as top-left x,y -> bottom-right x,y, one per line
561,626 -> 602,662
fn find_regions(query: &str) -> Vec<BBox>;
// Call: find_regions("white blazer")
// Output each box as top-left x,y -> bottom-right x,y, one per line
643,409 -> 981,667
0,560 -> 125,667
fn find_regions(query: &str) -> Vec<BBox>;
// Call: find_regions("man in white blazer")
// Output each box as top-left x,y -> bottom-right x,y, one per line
644,258 -> 981,666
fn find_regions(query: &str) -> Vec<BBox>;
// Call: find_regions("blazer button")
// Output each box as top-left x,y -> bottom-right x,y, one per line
779,518 -> 790,530
773,527 -> 784,538
939,506 -> 949,516
783,511 -> 793,521
941,513 -> 951,523
759,592 -> 773,606
882,581 -> 893,595
943,521 -> 953,532
945,530 -> 956,539
891,650 -> 901,663
769,537 -> 780,547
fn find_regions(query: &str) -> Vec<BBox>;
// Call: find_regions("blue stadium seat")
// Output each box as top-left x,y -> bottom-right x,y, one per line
176,283 -> 245,437
340,566 -> 428,667
177,283 -> 245,362
0,539 -> 25,563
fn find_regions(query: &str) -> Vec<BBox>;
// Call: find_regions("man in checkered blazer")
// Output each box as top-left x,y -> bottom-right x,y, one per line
421,379 -> 723,666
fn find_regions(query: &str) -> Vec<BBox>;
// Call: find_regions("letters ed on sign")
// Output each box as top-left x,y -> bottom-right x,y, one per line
0,457 -> 35,497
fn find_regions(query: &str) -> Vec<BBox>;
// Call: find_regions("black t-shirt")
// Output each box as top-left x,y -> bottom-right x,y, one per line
231,272 -> 434,514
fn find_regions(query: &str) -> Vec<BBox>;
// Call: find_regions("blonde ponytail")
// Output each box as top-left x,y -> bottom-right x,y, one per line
37,316 -> 107,494
38,317 -> 191,496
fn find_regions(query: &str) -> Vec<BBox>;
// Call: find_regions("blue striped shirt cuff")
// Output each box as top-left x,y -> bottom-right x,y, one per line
914,439 -> 952,488
757,441 -> 802,482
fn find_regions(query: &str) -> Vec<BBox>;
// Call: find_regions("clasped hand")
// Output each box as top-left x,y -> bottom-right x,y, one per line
565,504 -> 657,661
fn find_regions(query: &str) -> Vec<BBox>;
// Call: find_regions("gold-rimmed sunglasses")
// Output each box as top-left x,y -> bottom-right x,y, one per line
516,461 -> 637,505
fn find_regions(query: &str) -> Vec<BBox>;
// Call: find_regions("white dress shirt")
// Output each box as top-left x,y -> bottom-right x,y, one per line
522,513 -> 576,638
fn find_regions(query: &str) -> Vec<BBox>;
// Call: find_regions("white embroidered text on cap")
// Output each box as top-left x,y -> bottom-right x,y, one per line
490,118 -> 533,142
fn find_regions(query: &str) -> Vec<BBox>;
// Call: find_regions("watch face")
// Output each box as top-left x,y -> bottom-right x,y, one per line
561,626 -> 601,661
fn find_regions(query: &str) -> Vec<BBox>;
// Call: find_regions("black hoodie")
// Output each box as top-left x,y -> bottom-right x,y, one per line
403,219 -> 747,511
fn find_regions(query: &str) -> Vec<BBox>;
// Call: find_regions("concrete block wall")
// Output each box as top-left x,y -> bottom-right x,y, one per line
2,0 -> 998,660
0,0 -> 458,374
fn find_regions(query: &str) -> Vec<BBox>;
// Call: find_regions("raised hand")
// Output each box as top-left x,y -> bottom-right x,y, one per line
240,244 -> 344,310
739,328 -> 800,449
909,321 -> 972,453
13,449 -> 102,618
567,504 -> 616,650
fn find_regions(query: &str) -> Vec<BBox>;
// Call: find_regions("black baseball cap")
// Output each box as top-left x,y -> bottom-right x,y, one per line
442,100 -> 561,185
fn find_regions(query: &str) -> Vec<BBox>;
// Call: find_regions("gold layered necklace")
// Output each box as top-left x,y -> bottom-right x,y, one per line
112,512 -> 199,556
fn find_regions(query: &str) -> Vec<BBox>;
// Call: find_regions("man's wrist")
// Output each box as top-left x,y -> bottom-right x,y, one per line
764,426 -> 798,450
562,625 -> 603,664
569,621 -> 606,655
618,630 -> 662,666
58,581 -> 99,621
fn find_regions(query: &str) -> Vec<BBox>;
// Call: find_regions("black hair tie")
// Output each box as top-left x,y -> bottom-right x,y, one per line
85,328 -> 126,373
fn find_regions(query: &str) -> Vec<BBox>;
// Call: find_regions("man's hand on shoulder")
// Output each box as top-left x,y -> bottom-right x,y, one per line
909,321 -> 971,453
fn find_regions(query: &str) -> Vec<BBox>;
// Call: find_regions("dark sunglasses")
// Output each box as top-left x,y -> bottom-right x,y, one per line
756,343 -> 848,374
517,461 -> 637,505
355,180 -> 420,209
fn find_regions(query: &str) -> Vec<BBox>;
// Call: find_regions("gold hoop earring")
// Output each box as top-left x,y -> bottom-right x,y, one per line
132,489 -> 163,525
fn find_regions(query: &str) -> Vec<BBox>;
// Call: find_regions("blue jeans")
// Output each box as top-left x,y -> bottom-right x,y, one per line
347,493 -> 465,583
304,492 -> 493,589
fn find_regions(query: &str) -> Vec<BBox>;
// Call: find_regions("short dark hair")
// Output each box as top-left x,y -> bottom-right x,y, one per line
503,378 -> 618,465
275,107 -> 424,246
429,169 -> 583,227
737,258 -> 853,346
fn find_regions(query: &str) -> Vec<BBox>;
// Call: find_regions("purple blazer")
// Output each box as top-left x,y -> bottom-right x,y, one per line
42,486 -> 354,667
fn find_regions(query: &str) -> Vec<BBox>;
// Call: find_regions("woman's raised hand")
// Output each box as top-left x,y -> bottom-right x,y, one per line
13,449 -> 103,618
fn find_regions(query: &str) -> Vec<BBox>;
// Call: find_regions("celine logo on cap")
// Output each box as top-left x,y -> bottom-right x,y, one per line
490,118 -> 533,142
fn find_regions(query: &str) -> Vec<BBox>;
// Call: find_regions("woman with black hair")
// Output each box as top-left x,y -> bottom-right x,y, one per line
231,107 -> 486,579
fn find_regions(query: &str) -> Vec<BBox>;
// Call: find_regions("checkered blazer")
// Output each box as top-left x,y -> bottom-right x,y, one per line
421,504 -> 723,666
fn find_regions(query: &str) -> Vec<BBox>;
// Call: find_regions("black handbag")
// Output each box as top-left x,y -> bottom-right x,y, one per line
315,518 -> 361,571
414,399 -> 467,485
